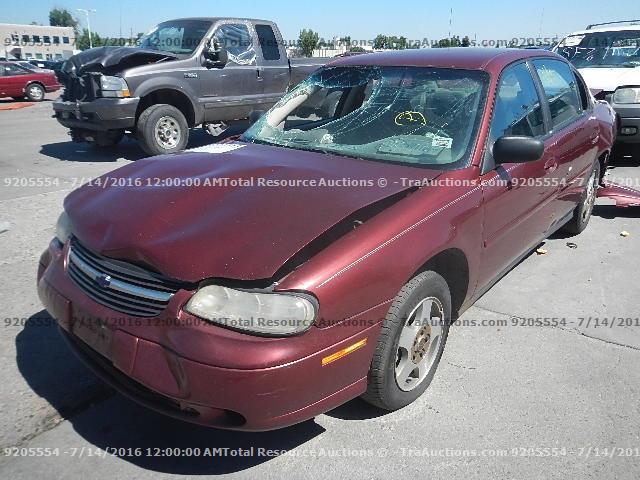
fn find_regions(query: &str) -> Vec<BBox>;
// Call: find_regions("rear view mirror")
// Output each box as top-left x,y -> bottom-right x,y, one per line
203,39 -> 228,68
493,136 -> 544,164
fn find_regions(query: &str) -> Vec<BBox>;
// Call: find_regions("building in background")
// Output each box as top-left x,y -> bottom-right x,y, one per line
0,24 -> 76,60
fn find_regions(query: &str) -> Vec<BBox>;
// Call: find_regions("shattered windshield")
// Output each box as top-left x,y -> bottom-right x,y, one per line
556,31 -> 640,68
241,66 -> 489,169
138,20 -> 211,55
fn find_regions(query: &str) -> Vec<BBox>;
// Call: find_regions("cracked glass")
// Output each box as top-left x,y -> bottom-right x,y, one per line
242,66 -> 489,169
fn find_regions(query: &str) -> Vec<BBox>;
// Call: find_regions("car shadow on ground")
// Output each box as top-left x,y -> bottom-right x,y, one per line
593,204 -> 640,220
0,97 -> 52,104
15,310 -> 326,475
39,123 -> 249,163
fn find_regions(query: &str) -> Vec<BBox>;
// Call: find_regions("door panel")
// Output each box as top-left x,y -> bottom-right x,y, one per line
0,64 -> 29,96
254,23 -> 289,108
479,61 -> 560,288
199,22 -> 263,122
530,59 -> 599,220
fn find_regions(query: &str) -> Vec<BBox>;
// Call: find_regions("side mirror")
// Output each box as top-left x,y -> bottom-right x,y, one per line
249,110 -> 265,125
203,38 -> 228,68
493,136 -> 544,164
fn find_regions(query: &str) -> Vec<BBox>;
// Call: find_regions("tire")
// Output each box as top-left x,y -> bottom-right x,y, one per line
362,271 -> 451,410
136,104 -> 189,156
561,161 -> 600,235
25,83 -> 45,102
90,130 -> 124,148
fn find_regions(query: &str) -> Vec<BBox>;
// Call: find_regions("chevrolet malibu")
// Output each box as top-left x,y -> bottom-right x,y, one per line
38,48 -> 615,430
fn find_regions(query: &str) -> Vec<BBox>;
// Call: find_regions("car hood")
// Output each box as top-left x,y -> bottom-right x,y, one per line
63,46 -> 177,76
578,67 -> 640,92
65,143 -> 441,282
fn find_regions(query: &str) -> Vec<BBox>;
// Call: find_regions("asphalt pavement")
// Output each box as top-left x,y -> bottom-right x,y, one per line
0,96 -> 639,479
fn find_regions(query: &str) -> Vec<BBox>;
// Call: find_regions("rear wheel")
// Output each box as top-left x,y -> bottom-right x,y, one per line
25,83 -> 45,102
137,104 -> 189,156
362,271 -> 451,410
562,161 -> 600,235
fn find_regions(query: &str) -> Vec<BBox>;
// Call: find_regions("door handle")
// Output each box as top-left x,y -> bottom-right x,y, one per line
590,133 -> 599,145
256,68 -> 264,81
544,159 -> 558,172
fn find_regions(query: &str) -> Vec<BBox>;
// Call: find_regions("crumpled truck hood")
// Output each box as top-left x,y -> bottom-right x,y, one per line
64,143 -> 440,282
578,67 -> 640,92
64,46 -> 177,75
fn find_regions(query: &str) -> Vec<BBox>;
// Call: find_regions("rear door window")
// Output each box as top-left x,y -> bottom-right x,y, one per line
255,24 -> 280,61
532,59 -> 582,129
489,62 -> 546,141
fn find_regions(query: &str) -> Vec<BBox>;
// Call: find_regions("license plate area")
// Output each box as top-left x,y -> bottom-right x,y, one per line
71,305 -> 113,360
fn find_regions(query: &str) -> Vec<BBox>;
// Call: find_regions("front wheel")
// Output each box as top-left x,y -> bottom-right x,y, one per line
561,161 -> 600,235
362,271 -> 451,410
137,104 -> 189,156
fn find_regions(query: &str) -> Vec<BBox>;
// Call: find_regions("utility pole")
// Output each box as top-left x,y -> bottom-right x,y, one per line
77,8 -> 97,49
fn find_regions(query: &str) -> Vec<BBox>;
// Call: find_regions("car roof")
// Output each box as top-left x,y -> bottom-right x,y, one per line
160,17 -> 274,24
330,47 -> 561,72
565,25 -> 640,35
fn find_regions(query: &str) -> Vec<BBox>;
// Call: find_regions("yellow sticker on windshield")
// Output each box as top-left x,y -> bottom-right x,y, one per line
394,111 -> 427,126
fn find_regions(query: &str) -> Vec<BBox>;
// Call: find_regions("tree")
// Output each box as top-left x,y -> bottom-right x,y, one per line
373,34 -> 387,50
76,28 -> 102,50
349,46 -> 366,53
49,8 -> 79,35
298,29 -> 319,57
461,36 -> 471,47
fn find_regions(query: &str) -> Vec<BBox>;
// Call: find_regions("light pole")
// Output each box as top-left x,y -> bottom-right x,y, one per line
77,8 -> 97,49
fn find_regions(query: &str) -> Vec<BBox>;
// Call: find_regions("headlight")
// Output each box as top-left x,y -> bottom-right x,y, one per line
55,211 -> 72,244
99,76 -> 130,98
184,285 -> 317,336
613,87 -> 640,104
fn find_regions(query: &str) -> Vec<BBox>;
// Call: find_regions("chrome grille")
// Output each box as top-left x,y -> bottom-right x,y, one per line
67,238 -> 186,317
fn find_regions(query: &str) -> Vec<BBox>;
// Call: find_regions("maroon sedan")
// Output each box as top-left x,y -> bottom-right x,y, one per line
0,61 -> 61,101
38,48 -> 614,430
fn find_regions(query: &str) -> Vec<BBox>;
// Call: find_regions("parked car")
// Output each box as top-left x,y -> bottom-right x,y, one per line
28,60 -> 65,80
53,17 -> 327,155
0,61 -> 61,101
10,60 -> 52,73
38,48 -> 614,431
554,20 -> 640,145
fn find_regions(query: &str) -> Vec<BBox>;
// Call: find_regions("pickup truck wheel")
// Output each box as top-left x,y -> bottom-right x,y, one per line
561,161 -> 600,235
25,83 -> 45,102
137,104 -> 189,156
362,271 -> 451,410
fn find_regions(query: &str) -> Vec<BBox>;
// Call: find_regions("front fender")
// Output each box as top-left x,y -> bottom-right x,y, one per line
278,178 -> 484,325
130,77 -> 203,125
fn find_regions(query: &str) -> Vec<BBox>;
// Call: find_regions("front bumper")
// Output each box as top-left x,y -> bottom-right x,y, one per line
37,240 -> 383,431
607,98 -> 640,144
52,97 -> 139,131
44,83 -> 62,93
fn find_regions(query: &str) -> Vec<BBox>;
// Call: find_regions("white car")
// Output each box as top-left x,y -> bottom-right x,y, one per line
554,21 -> 640,145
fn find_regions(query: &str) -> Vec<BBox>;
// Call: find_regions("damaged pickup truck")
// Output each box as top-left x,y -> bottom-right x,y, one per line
39,48 -> 615,430
53,18 -> 326,155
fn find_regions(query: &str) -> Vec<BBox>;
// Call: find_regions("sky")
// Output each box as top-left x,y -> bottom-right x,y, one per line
1,0 -> 638,45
